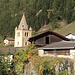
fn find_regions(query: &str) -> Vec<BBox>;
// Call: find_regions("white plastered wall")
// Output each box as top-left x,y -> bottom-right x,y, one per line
14,30 -> 22,47
70,49 -> 75,57
38,50 -> 44,56
4,39 -> 8,45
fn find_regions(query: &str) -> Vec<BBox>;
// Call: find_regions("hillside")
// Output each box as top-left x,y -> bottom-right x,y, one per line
54,21 -> 75,36
0,0 -> 75,38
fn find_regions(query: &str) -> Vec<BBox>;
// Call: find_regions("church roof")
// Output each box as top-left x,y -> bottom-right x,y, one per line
18,13 -> 28,30
5,38 -> 14,41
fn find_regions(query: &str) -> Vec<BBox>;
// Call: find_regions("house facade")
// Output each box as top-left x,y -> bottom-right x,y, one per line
38,41 -> 75,58
29,30 -> 70,47
4,38 -> 14,46
14,13 -> 32,47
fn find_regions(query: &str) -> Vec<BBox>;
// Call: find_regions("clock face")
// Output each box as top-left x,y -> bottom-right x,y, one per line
22,25 -> 24,27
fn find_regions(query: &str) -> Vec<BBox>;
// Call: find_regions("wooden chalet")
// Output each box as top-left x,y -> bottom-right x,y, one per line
29,30 -> 70,47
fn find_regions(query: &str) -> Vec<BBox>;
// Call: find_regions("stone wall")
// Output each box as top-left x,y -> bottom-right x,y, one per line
23,62 -> 38,75
54,59 -> 74,75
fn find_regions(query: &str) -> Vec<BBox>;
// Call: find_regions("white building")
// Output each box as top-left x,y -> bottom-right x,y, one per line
66,33 -> 75,41
14,13 -> 32,47
4,38 -> 14,46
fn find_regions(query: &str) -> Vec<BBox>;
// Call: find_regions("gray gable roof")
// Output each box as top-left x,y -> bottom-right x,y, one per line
6,38 -> 14,41
38,41 -> 75,50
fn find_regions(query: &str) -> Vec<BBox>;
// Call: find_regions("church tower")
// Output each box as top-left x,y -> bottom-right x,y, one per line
14,13 -> 32,47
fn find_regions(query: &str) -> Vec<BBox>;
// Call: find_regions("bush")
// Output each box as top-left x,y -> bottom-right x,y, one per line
0,35 -> 3,44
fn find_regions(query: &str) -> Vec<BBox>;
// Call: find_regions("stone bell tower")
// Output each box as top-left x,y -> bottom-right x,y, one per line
14,13 -> 32,47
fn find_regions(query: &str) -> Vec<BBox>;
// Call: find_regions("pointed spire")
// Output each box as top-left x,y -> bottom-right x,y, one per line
18,12 -> 28,30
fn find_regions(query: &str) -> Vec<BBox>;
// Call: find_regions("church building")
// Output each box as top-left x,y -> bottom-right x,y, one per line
14,13 -> 32,47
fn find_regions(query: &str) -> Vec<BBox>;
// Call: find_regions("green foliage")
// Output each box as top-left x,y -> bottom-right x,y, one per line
0,35 -> 3,43
14,62 -> 24,75
13,50 -> 28,62
13,44 -> 37,75
13,49 -> 28,75
26,44 -> 36,52
0,0 -> 74,37
37,61 -> 54,75
37,60 -> 69,75
48,21 -> 60,30
71,10 -> 75,22
0,52 -> 13,75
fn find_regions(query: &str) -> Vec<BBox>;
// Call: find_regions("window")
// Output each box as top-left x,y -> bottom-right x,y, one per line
25,32 -> 26,36
17,32 -> 20,36
25,32 -> 28,36
25,42 -> 27,45
27,32 -> 28,36
46,37 -> 49,44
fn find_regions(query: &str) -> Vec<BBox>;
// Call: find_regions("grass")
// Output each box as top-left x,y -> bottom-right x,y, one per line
54,21 -> 75,36
0,43 -> 5,48
0,43 -> 14,48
